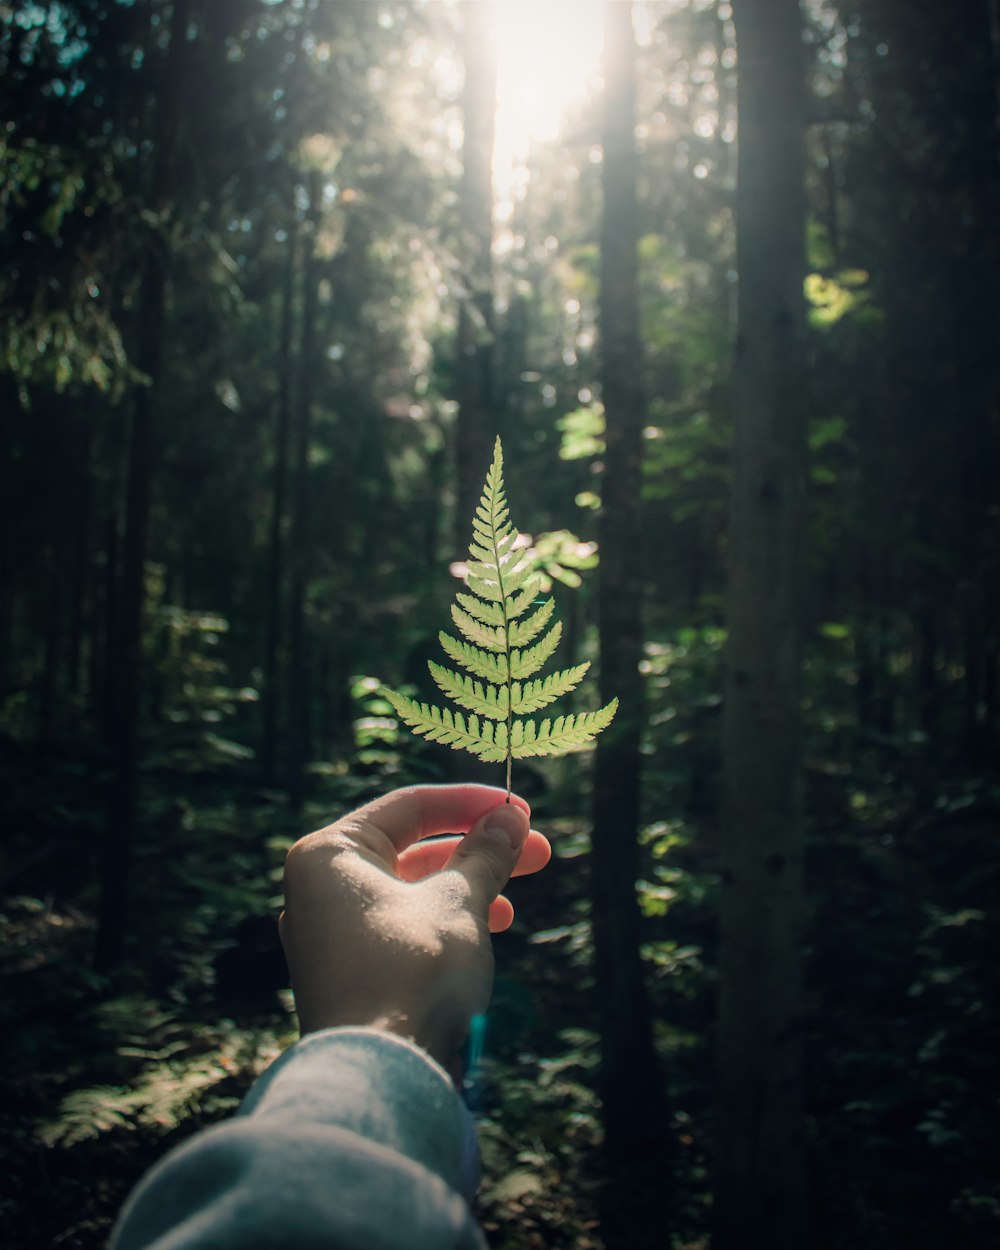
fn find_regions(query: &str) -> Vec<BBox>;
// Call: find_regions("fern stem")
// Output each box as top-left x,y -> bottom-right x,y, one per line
491,486 -> 514,802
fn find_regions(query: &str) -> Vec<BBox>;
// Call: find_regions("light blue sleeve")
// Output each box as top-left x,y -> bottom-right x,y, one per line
109,1027 -> 487,1250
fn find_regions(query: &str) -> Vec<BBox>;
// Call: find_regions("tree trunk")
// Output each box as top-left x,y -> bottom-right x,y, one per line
36,538 -> 62,741
286,174 -> 321,812
591,0 -> 665,1164
0,384 -> 17,706
454,0 -> 497,547
95,514 -> 118,735
66,418 -> 92,711
261,214 -> 297,785
715,0 -> 808,1246
96,0 -> 190,971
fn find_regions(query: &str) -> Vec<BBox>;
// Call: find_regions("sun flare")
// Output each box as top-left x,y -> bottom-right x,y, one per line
489,0 -> 605,195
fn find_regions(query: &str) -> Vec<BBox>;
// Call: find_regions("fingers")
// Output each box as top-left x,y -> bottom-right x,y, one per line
445,803 -> 530,913
396,828 -> 552,883
340,784 -> 531,855
398,822 -> 550,933
488,894 -> 515,933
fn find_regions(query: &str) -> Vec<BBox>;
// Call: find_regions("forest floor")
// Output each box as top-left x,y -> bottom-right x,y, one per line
2,732 -> 998,1250
0,742 -> 678,1250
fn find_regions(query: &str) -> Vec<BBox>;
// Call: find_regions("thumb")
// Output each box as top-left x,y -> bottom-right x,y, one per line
447,803 -> 529,913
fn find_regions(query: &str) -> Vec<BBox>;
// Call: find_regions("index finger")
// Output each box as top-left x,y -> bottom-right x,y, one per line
338,783 -> 532,856
397,829 -> 552,882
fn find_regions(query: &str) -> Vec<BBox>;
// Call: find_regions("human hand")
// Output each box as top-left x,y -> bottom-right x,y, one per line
279,784 -> 551,1078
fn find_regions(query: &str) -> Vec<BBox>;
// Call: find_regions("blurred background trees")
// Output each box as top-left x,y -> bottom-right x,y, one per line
1,1 -> 997,1248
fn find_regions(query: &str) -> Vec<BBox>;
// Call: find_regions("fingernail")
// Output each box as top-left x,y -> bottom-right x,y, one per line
484,806 -> 528,849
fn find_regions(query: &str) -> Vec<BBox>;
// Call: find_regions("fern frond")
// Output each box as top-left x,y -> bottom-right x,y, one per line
510,621 -> 563,679
454,591 -> 505,628
508,597 -> 555,648
383,690 -> 509,762
468,528 -> 517,566
382,436 -> 616,795
466,559 -> 500,582
505,584 -> 542,620
454,584 -> 540,630
509,664 -> 591,715
439,632 -> 508,683
467,572 -> 504,603
510,699 -> 619,758
428,662 -> 507,720
450,603 -> 506,652
498,558 -> 536,596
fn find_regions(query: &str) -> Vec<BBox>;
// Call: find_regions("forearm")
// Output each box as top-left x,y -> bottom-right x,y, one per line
110,1029 -> 486,1250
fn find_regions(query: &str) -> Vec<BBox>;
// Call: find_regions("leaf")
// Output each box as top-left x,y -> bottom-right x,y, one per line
509,664 -> 591,714
510,701 -> 619,758
455,591 -> 505,627
505,584 -> 542,620
382,437 -> 616,795
507,597 -> 554,647
383,690 -> 509,762
428,663 -> 509,720
450,603 -> 506,652
439,632 -> 508,683
510,621 -> 563,680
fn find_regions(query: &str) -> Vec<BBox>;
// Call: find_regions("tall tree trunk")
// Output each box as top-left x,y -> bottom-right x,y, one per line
591,0 -> 665,1165
454,0 -> 497,547
286,175 -> 321,812
95,514 -> 119,735
0,384 -> 16,706
956,0 -> 1000,771
715,1 -> 808,1247
96,0 -> 190,971
261,215 -> 297,785
67,418 -> 92,711
36,538 -> 62,740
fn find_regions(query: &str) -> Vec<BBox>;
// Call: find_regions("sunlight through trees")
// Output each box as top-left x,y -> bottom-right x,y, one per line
2,2 -> 998,1247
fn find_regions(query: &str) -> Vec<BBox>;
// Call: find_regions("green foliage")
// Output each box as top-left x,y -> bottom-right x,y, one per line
476,1037 -> 602,1249
804,268 -> 873,328
2,0 -> 999,1244
0,139 -> 131,399
383,438 -> 616,793
525,529 -> 599,589
556,404 -> 606,461
36,1000 -> 288,1148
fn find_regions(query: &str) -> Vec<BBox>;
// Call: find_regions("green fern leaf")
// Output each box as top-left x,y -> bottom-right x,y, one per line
510,621 -> 563,679
509,701 -> 619,758
467,571 -> 505,603
439,631 -> 508,683
450,603 -> 506,652
454,591 -> 505,628
428,662 -> 508,720
509,664 -> 591,715
383,437 -> 616,796
508,597 -> 555,648
383,690 -> 509,762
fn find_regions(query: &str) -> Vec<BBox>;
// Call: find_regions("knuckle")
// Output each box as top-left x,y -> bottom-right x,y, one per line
283,830 -> 351,878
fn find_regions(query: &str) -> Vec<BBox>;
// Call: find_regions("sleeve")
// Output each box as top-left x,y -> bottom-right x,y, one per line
109,1027 -> 488,1250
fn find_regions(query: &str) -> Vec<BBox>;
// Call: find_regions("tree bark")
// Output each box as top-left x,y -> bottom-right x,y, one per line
36,537 -> 62,741
286,174 -> 321,812
715,1 -> 808,1247
261,213 -> 297,786
454,0 -> 497,547
0,384 -> 13,705
591,0 -> 665,1163
66,417 -> 92,710
96,0 -> 190,970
